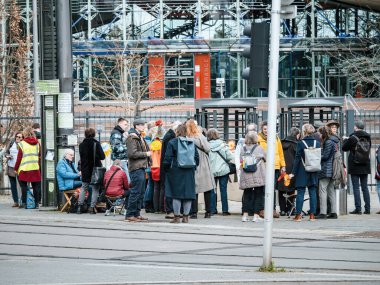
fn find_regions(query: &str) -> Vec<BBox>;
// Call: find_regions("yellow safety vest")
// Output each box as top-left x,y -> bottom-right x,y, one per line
18,141 -> 40,174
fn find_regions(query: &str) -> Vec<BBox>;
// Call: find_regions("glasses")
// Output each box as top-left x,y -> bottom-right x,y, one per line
16,136 -> 23,139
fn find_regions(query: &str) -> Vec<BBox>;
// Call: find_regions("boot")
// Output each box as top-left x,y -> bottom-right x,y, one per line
88,207 -> 96,214
204,212 -> 211,218
170,215 -> 181,223
293,214 -> 302,222
182,215 -> 189,223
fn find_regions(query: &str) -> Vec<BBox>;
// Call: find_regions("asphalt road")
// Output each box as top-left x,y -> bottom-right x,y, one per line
0,193 -> 379,284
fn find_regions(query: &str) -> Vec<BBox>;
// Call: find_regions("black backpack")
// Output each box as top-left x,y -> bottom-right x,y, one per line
352,135 -> 370,164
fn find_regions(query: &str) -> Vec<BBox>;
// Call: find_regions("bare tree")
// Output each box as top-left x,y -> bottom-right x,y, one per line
0,0 -> 33,145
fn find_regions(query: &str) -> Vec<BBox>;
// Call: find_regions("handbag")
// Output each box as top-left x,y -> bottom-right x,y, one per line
216,150 -> 236,175
90,142 -> 106,185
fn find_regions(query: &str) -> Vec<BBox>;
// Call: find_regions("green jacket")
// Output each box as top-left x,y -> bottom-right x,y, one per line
209,139 -> 233,177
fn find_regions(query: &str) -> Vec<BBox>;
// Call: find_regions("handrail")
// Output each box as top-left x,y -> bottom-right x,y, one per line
345,94 -> 362,115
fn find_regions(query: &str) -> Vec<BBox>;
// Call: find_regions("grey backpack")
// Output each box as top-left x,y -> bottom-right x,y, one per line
301,140 -> 321,172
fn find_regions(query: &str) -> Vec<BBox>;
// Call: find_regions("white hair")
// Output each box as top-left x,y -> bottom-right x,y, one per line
63,148 -> 74,158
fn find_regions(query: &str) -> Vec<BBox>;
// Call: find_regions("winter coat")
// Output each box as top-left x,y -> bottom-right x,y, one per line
291,136 -> 321,188
56,158 -> 81,191
126,129 -> 151,172
239,144 -> 266,190
79,137 -> 106,183
193,135 -> 216,193
209,139 -> 233,177
6,141 -> 19,177
110,125 -> 128,161
342,130 -> 371,175
281,135 -> 298,190
14,137 -> 41,182
104,165 -> 129,197
163,137 -> 199,200
319,135 -> 340,179
160,129 -> 176,181
258,132 -> 286,170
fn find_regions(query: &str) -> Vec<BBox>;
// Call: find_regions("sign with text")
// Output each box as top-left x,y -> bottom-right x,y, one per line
36,80 -> 60,95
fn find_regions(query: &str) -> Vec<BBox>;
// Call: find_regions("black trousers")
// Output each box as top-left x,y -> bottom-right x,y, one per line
242,187 -> 264,214
19,181 -> 40,205
190,190 -> 212,214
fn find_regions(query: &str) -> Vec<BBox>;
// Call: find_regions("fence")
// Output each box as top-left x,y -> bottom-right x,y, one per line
1,109 -> 380,192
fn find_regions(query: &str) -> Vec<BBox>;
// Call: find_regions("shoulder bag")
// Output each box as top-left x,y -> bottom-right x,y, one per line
90,142 -> 106,185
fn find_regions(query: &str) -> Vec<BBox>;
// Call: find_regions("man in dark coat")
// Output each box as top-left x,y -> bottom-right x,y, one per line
342,120 -> 371,214
160,121 -> 181,218
125,119 -> 151,222
78,128 -> 106,214
279,127 -> 300,216
110,118 -> 129,180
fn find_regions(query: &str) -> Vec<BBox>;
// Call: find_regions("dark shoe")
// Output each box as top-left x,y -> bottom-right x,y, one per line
145,209 -> 155,213
190,213 -> 197,219
280,211 -> 286,217
125,217 -> 141,222
273,211 -> 280,218
315,214 -> 327,220
35,204 -> 39,209
76,205 -> 82,214
364,210 -> 370,215
222,212 -> 231,216
19,203 -> 24,209
211,211 -> 218,216
349,209 -> 362,215
376,210 -> 380,214
170,215 -> 181,223
204,212 -> 211,218
88,207 -> 96,214
182,215 -> 189,223
327,213 -> 338,219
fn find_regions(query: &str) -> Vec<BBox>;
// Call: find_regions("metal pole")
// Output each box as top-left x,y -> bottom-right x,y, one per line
197,0 -> 202,35
311,0 -> 316,97
32,0 -> 40,116
87,0 -> 92,100
159,0 -> 164,39
262,0 -> 281,268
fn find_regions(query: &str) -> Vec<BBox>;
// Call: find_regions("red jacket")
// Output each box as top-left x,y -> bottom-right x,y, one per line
103,166 -> 129,197
14,137 -> 41,182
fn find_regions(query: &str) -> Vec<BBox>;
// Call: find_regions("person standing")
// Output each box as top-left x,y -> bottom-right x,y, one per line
258,121 -> 286,218
186,120 -> 216,218
316,122 -> 341,219
342,120 -> 371,214
5,132 -> 23,207
125,119 -> 151,222
78,128 -> 106,214
207,128 -> 233,217
163,124 -> 199,223
279,127 -> 300,216
238,132 -> 266,222
110,118 -> 129,180
289,124 -> 320,222
14,127 -> 41,209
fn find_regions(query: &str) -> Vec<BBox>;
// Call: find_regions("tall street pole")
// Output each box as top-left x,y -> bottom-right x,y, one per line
262,0 -> 281,268
32,0 -> 40,116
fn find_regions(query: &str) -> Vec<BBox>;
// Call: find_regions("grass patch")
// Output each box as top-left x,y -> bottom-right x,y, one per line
259,262 -> 286,272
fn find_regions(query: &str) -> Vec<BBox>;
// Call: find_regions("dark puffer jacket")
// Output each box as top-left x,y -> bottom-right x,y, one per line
110,125 -> 128,160
319,135 -> 340,179
342,130 -> 371,175
79,137 -> 106,183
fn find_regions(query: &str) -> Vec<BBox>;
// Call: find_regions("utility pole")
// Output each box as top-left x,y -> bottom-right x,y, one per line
262,0 -> 296,268
32,0 -> 40,116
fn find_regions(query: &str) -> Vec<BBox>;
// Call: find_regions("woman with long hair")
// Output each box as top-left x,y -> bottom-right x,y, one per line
5,132 -> 23,207
186,119 -> 215,218
290,124 -> 321,222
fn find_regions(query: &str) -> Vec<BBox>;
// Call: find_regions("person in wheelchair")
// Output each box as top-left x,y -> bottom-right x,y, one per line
57,149 -> 82,191
103,160 -> 130,214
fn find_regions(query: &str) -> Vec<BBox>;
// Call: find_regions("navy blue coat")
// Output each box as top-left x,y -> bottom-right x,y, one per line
291,136 -> 321,188
319,135 -> 340,179
163,137 -> 199,200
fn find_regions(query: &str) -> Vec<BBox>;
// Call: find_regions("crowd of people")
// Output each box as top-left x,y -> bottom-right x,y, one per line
1,117 -> 379,222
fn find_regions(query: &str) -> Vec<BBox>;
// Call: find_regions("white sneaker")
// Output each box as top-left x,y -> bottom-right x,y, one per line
252,215 -> 263,222
241,216 -> 249,222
